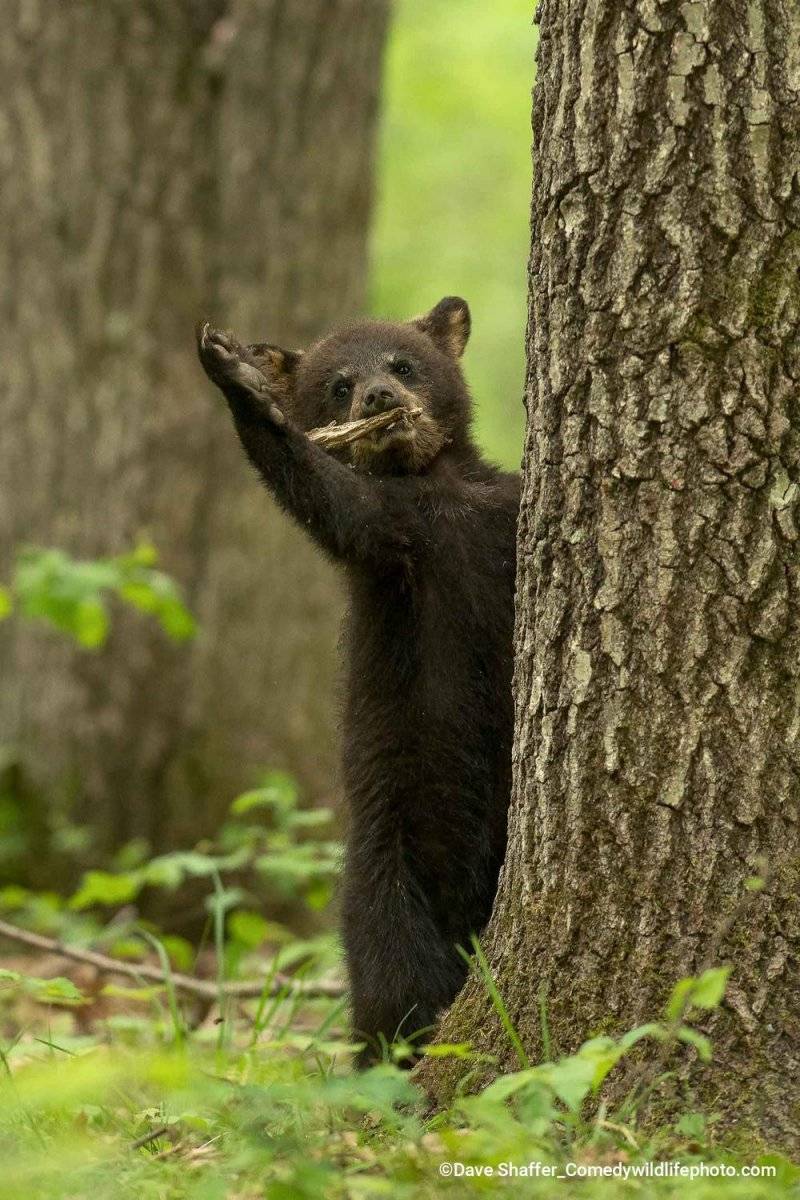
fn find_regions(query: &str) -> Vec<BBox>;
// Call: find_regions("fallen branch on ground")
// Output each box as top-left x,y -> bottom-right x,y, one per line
308,406 -> 422,449
0,917 -> 344,1001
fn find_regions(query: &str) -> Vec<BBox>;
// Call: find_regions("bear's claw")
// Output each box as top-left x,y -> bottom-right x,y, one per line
196,320 -> 286,428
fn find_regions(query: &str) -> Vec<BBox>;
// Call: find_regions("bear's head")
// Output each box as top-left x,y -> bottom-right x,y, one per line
251,297 -> 473,475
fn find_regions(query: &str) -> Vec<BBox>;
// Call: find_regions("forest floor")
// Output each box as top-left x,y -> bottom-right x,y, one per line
1,941 -> 797,1200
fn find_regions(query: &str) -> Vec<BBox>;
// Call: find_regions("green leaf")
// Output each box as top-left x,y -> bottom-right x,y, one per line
143,849 -> 248,890
517,1084 -> 559,1132
691,966 -> 730,1010
228,910 -> 270,948
73,598 -> 110,648
12,544 -> 195,648
101,983 -> 163,1002
230,789 -> 276,816
70,869 -> 142,909
35,975 -> 86,1004
266,933 -> 337,971
14,549 -> 113,647
231,771 -> 299,819
157,599 -> 197,641
665,975 -> 696,1022
576,1036 -> 627,1092
119,541 -> 159,569
204,885 -> 246,916
421,1042 -> 475,1058
304,879 -> 334,910
0,968 -> 85,1005
677,1026 -> 713,1062
118,575 -> 196,642
0,884 -> 30,909
540,1054 -> 599,1112
160,935 -> 194,971
619,1022 -> 668,1049
255,846 -> 340,890
480,1067 -> 542,1102
111,838 -> 151,872
107,938 -> 148,961
117,581 -> 160,613
676,1111 -> 707,1139
0,586 -> 12,620
286,808 -> 333,829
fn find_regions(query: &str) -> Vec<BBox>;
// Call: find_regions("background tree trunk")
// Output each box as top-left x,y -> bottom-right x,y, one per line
422,0 -> 800,1150
0,0 -> 389,873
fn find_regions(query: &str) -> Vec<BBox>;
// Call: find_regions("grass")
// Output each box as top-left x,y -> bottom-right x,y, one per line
1,948 -> 798,1199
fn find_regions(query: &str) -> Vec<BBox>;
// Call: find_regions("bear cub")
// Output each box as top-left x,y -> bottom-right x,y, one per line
197,297 -> 519,1065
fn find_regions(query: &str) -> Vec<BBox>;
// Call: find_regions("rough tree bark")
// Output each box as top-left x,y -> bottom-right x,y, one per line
0,0 -> 389,867
421,0 -> 800,1151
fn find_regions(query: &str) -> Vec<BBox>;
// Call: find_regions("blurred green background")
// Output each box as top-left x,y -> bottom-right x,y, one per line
371,0 -> 536,469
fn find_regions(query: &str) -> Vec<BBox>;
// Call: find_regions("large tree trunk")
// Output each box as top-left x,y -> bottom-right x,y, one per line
0,0 -> 389,870
422,0 -> 800,1151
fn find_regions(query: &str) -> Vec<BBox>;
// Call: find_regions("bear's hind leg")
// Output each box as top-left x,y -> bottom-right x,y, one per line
343,878 -> 467,1068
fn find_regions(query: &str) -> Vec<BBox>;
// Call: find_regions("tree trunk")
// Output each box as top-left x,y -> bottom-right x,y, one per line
421,0 -> 800,1151
0,0 -> 389,870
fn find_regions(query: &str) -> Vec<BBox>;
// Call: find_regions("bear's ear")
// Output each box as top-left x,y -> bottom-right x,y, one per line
411,296 -> 471,358
246,343 -> 303,403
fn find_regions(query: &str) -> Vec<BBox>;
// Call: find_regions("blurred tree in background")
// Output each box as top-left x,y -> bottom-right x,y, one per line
0,0 -> 388,880
0,0 -> 534,889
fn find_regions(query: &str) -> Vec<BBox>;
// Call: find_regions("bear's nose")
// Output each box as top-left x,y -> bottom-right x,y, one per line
363,385 -> 397,415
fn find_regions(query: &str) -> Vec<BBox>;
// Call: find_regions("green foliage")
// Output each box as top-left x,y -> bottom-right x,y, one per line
68,771 -> 341,928
0,968 -> 84,1006
4,543 -> 196,648
461,934 -> 529,1069
0,963 -> 794,1198
372,0 -> 537,469
665,968 -> 731,1023
0,799 -> 792,1197
0,883 -> 101,945
0,542 -> 196,885
230,769 -> 299,817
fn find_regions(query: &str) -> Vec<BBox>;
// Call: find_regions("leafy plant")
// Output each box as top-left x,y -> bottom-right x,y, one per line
68,770 -> 341,919
0,968 -> 84,1007
0,960 -> 793,1199
1,543 -> 196,648
0,810 -> 792,1200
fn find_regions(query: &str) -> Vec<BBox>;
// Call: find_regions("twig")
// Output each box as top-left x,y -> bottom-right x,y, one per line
130,1124 -> 171,1150
596,1118 -> 640,1151
0,918 -> 344,1001
308,406 -> 422,449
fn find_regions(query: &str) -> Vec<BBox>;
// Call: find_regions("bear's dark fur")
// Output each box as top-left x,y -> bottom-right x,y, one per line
197,298 -> 519,1065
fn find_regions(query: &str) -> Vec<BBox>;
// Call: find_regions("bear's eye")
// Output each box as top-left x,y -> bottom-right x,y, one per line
332,379 -> 351,400
391,360 -> 413,379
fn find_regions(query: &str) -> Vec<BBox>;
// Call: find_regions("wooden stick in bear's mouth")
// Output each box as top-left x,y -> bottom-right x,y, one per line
308,406 -> 422,450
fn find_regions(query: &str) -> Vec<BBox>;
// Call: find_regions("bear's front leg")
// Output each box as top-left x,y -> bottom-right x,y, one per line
195,319 -> 423,567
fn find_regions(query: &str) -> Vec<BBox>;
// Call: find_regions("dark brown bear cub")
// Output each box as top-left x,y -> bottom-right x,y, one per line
196,298 -> 519,1065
